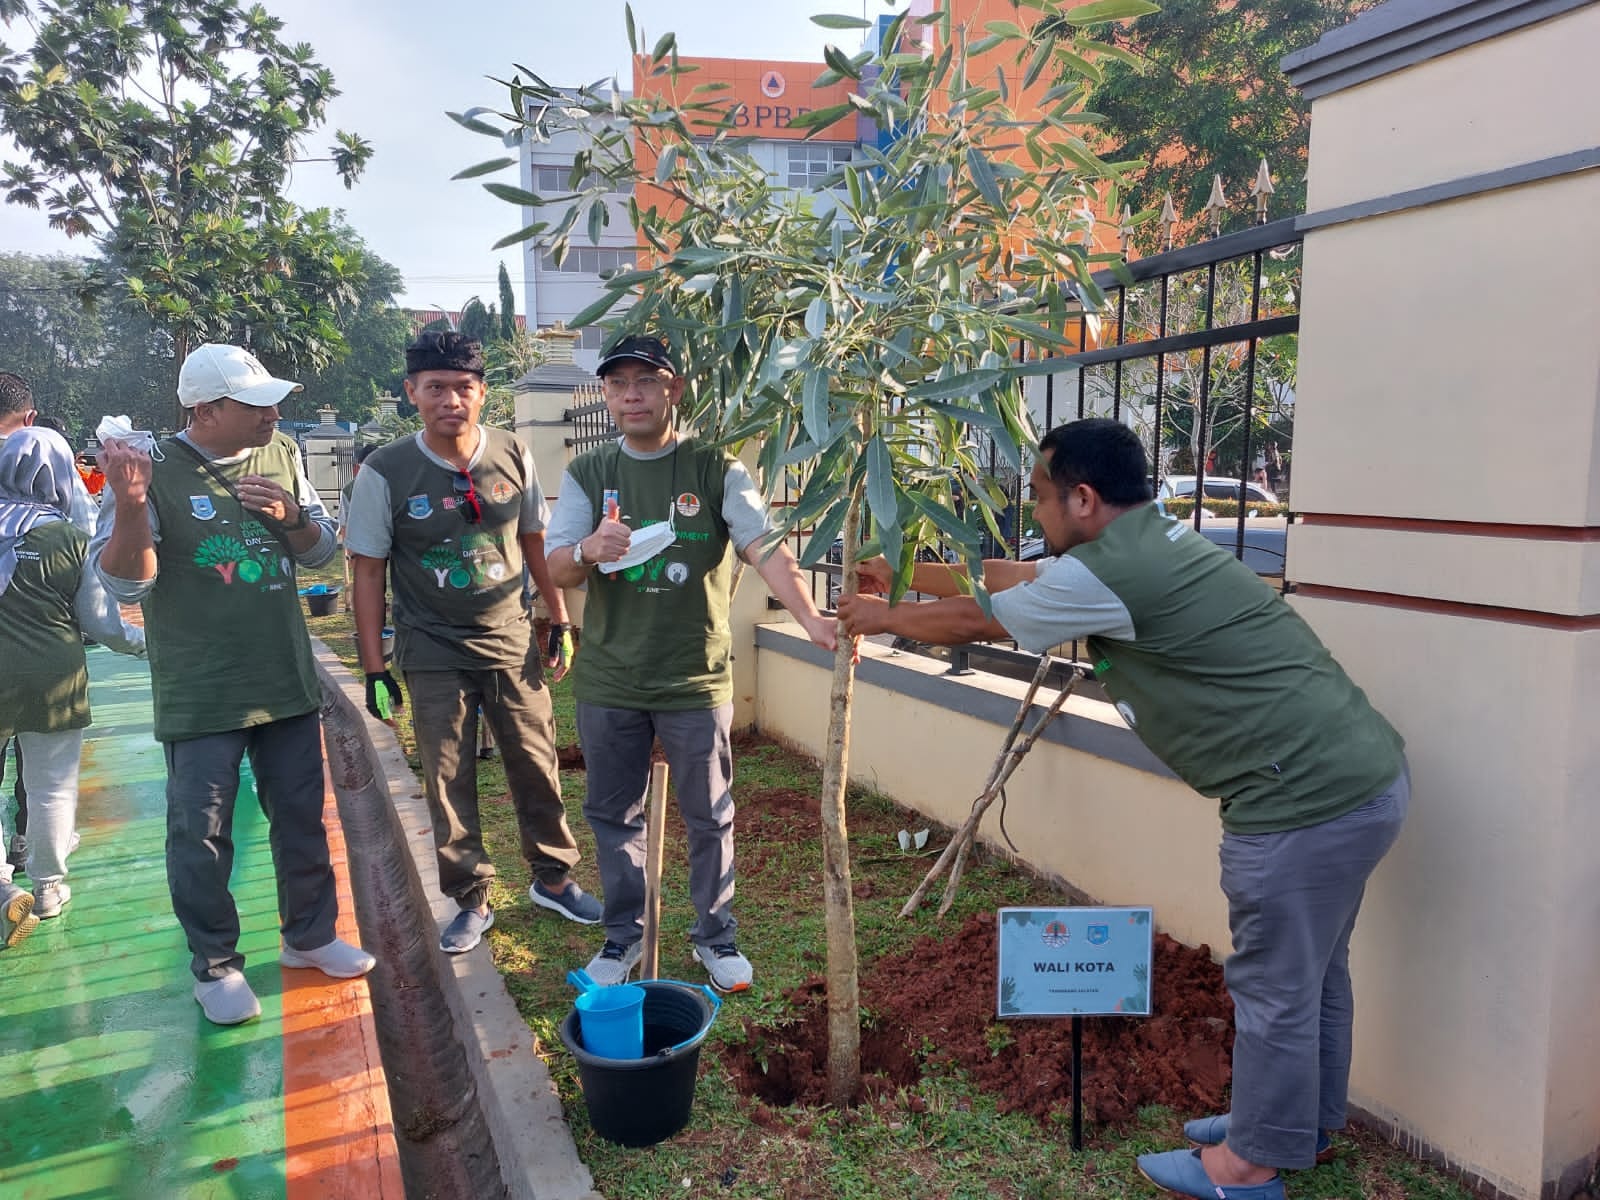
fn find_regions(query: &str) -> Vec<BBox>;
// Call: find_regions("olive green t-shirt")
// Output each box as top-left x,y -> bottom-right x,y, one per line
357,428 -> 538,672
993,504 -> 1404,834
567,438 -> 735,710
142,433 -> 321,743
0,520 -> 91,734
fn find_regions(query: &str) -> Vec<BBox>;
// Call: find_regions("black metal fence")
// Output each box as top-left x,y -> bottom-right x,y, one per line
564,387 -> 614,451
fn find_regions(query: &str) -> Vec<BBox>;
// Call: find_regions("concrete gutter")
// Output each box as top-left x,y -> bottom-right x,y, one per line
312,640 -> 602,1200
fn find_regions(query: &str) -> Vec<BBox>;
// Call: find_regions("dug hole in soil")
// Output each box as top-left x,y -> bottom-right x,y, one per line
721,785 -> 1237,1130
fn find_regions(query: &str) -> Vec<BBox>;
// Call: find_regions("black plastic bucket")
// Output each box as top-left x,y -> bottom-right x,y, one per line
559,979 -> 719,1147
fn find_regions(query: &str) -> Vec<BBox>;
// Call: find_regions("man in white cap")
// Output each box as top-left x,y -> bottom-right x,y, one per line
91,343 -> 376,1025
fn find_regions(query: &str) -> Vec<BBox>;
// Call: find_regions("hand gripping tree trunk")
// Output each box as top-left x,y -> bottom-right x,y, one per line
819,487 -> 864,1106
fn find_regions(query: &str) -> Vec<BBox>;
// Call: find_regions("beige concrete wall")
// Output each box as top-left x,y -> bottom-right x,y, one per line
1304,4 -> 1600,213
755,627 -> 1232,953
1293,174 -> 1600,527
1289,4 -> 1600,1195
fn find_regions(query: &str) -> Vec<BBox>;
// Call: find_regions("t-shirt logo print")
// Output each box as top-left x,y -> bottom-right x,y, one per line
421,543 -> 472,589
675,492 -> 701,518
489,480 -> 515,504
407,494 -> 433,519
189,495 -> 216,520
193,524 -> 289,588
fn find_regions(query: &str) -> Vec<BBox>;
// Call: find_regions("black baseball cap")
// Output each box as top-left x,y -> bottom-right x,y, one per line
597,334 -> 679,377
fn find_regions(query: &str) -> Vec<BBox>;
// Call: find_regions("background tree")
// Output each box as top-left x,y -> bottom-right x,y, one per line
0,251 -> 173,434
497,260 -> 517,342
257,218 -> 411,424
469,0 -> 1151,1104
1087,0 -> 1375,226
0,0 -> 374,422
481,327 -> 545,430
458,295 -> 495,346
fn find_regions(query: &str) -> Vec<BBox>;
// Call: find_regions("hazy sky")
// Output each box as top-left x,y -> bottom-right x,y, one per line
0,0 -> 895,311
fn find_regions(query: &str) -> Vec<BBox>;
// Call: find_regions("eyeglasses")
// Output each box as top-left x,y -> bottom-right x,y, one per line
601,373 -> 669,399
453,472 -> 482,524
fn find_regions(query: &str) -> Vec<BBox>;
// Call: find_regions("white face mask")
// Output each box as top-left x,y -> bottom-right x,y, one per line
96,414 -> 165,461
599,518 -> 678,574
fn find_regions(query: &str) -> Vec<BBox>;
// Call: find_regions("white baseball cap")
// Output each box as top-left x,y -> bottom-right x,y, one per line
177,344 -> 303,409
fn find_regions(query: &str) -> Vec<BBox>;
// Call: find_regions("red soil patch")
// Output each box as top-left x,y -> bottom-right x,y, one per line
723,911 -> 1234,1128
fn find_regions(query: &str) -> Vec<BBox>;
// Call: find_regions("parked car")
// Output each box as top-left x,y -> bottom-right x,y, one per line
1020,515 -> 1286,578
1156,475 -> 1279,506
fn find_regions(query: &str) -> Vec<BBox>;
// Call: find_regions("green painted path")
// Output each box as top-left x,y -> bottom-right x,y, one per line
1,647 -> 399,1200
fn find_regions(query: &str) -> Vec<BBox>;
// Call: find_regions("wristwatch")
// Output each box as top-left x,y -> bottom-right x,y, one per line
284,505 -> 311,532
572,539 -> 586,567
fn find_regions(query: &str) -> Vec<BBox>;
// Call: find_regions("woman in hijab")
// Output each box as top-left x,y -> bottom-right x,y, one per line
0,427 -> 145,948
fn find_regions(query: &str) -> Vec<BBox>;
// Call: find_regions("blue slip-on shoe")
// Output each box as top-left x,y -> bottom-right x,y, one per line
1138,1148 -> 1285,1200
1184,1114 -> 1333,1164
529,879 -> 602,925
440,906 -> 494,954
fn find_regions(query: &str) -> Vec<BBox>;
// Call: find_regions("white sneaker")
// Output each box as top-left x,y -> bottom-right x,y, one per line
195,972 -> 262,1025
279,937 -> 377,979
584,939 -> 643,986
695,942 -> 753,993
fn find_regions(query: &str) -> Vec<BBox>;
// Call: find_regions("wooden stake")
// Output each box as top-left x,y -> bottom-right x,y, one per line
901,658 -> 1087,917
641,760 -> 670,981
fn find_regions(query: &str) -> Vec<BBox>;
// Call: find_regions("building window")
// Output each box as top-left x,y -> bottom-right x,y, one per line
538,247 -> 638,275
785,144 -> 851,190
531,164 -> 631,196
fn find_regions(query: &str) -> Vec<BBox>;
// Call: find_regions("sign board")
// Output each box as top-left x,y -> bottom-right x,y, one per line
997,907 -> 1153,1017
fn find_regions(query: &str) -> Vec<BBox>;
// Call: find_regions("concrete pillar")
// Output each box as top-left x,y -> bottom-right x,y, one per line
1282,3 -> 1600,1197
513,329 -> 602,628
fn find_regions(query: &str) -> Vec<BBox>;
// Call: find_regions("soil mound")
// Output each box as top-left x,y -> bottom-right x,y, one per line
725,911 -> 1234,1126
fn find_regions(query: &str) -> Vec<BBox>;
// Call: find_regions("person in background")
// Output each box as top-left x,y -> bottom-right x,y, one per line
0,428 -> 145,946
544,334 -> 837,993
0,377 -> 99,867
91,343 -> 376,1024
338,442 -> 376,543
837,419 -> 1407,1200
346,331 -> 595,955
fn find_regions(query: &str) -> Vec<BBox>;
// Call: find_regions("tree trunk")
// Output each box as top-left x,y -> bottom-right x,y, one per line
820,485 -> 863,1108
172,331 -> 190,432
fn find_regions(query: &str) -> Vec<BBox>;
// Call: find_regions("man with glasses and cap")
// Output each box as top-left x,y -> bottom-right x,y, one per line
91,343 -> 376,1025
545,334 -> 837,993
345,331 -> 598,954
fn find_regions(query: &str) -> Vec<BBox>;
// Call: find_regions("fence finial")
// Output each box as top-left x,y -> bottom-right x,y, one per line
1204,174 -> 1228,238
1159,192 -> 1178,251
1250,158 -> 1275,224
1118,204 -> 1134,259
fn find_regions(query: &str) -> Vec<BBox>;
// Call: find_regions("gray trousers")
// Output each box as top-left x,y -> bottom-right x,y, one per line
576,702 -> 736,948
406,659 -> 579,910
6,729 -> 81,885
1221,765 -> 1410,1168
164,711 -> 337,983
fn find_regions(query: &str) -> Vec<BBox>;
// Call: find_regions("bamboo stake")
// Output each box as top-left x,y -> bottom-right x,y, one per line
901,657 -> 1087,917
641,761 -> 670,981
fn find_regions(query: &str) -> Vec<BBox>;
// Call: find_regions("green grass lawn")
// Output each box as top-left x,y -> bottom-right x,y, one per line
300,558 -> 1477,1200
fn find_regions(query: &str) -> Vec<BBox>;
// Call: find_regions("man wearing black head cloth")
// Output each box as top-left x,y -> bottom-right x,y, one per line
345,331 -> 599,954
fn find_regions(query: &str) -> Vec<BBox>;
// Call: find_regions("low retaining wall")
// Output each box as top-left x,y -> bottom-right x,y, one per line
312,641 -> 602,1200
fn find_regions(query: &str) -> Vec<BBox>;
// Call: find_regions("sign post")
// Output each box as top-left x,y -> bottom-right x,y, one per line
997,906 -> 1154,1150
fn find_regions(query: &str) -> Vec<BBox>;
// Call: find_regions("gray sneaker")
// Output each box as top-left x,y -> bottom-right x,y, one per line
195,972 -> 262,1026
530,879 -> 602,925
1,880 -> 38,949
584,939 -> 642,986
440,906 -> 494,954
694,941 -> 753,993
33,879 -> 70,919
